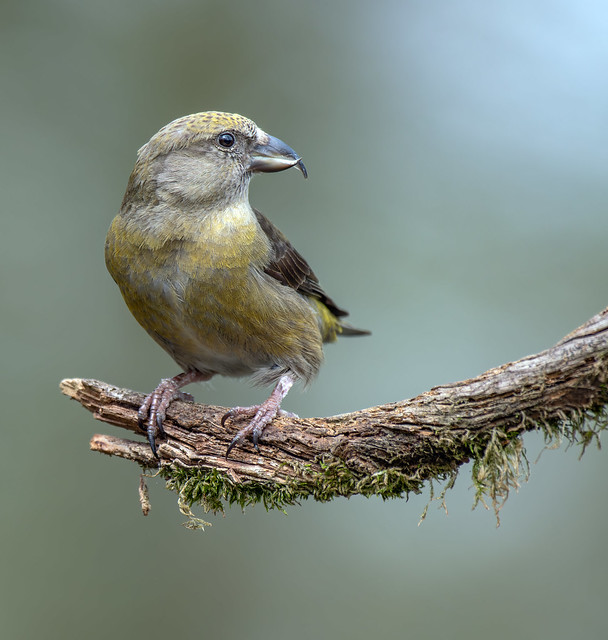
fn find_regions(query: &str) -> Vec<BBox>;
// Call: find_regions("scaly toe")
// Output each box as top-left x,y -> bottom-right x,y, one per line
137,394 -> 153,431
223,374 -> 296,458
137,371 -> 213,458
138,381 -> 183,458
225,404 -> 283,457
221,405 -> 258,428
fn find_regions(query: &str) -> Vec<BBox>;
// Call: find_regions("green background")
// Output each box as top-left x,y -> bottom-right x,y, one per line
2,1 -> 607,638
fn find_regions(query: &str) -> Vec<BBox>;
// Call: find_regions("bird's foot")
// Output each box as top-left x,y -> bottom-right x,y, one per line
223,374 -> 296,457
138,370 -> 211,458
223,406 -> 298,456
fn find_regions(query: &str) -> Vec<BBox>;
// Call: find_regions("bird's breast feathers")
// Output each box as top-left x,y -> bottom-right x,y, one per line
105,205 -> 324,381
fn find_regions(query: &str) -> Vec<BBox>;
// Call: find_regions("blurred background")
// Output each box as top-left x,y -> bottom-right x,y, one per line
2,1 -> 607,638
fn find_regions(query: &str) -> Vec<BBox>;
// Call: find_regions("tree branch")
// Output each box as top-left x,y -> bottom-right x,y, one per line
60,307 -> 608,522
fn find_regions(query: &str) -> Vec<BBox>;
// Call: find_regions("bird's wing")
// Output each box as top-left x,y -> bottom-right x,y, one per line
253,208 -> 348,318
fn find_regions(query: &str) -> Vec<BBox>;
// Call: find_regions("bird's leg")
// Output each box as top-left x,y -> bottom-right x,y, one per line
223,374 -> 296,457
138,370 -> 212,457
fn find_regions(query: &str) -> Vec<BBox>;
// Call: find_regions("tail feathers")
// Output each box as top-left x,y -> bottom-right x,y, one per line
312,297 -> 370,341
339,322 -> 371,337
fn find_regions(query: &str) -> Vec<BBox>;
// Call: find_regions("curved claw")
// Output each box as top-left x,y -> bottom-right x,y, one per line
225,425 -> 261,459
226,434 -> 240,459
222,406 -> 259,458
221,406 -> 256,429
147,430 -> 159,458
136,371 -> 213,457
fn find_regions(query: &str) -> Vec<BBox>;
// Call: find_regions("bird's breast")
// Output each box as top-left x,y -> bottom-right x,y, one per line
105,207 -> 323,381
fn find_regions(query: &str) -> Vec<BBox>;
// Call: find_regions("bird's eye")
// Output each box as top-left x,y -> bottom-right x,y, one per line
217,132 -> 235,148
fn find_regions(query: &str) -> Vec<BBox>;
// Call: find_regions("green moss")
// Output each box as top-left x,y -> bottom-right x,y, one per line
156,459 -> 433,529
151,401 -> 607,530
467,402 -> 608,525
470,430 -> 529,526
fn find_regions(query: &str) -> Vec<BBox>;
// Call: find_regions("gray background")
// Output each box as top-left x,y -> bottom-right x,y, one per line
2,1 -> 607,638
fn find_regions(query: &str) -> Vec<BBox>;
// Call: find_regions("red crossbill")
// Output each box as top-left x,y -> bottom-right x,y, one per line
105,111 -> 369,457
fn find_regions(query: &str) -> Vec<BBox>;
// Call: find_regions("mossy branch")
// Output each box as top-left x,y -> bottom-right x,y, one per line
60,307 -> 608,526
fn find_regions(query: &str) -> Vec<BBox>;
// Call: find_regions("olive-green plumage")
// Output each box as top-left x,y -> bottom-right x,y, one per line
105,111 -> 368,455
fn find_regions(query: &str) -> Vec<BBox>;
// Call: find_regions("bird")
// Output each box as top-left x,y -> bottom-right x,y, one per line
105,111 -> 369,458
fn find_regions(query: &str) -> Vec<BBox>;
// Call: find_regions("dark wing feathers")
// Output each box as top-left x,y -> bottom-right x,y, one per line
254,209 -> 348,318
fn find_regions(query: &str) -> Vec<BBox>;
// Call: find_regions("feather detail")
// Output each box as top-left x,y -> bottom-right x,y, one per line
254,209 -> 349,318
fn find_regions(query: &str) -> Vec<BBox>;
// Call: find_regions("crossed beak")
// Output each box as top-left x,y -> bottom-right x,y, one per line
249,133 -> 308,178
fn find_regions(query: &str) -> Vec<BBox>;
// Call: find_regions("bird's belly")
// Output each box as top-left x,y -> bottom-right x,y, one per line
114,260 -> 322,382
105,211 -> 324,384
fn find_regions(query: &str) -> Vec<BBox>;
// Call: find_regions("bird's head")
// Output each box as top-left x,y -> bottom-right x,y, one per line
130,111 -> 307,208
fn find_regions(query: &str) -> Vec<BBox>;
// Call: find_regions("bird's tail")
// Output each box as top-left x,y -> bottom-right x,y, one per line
338,322 -> 371,337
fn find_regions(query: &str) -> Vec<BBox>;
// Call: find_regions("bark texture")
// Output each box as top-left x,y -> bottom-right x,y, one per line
60,307 -> 608,512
